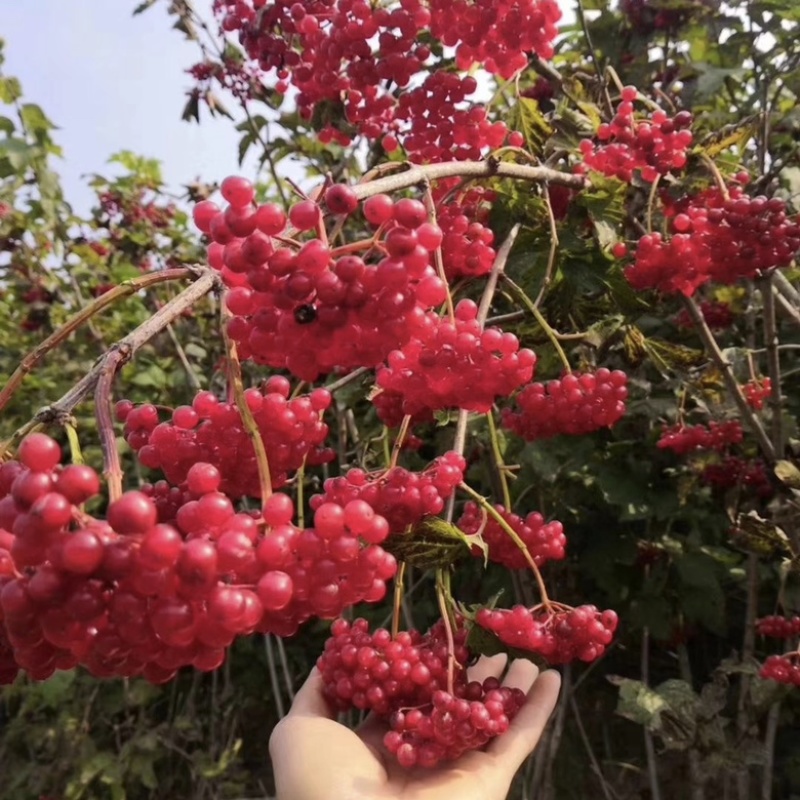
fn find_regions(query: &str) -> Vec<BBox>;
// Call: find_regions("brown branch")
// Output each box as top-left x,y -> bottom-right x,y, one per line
353,159 -> 587,200
0,267 -> 201,415
759,275 -> 783,455
680,295 -> 776,462
7,269 -> 219,435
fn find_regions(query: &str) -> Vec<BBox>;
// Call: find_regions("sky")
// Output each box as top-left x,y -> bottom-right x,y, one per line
3,0 -> 253,215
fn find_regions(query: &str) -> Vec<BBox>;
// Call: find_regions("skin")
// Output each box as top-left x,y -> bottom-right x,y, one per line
269,654 -> 562,800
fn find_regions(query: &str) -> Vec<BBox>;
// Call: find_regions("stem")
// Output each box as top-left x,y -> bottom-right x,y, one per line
435,570 -> 456,695
532,193 -> 559,309
569,694 -> 615,800
0,267 -> 199,415
478,223 -> 520,325
264,635 -> 286,719
458,481 -> 552,608
389,415 -> 411,468
222,327 -> 273,505
391,561 -> 406,638
296,457 -> 306,529
422,182 -> 455,322
677,642 -> 706,800
324,366 -> 369,394
353,159 -> 587,200
699,153 -> 729,198
641,625 -> 663,800
759,275 -> 783,455
94,350 -> 124,502
64,423 -> 84,465
762,701 -> 781,800
504,276 -> 572,373
679,295 -> 775,461
486,411 -> 512,510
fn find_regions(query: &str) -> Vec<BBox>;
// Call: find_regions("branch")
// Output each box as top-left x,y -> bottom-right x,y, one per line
0,267 -> 201,415
758,275 -> 783,455
353,159 -> 587,200
679,295 -> 776,462
5,270 -> 220,438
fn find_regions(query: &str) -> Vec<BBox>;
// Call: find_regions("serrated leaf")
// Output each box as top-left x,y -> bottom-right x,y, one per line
384,516 -> 480,569
0,76 -> 22,104
693,114 -> 757,157
643,337 -> 706,373
511,97 -> 552,157
729,511 -> 792,558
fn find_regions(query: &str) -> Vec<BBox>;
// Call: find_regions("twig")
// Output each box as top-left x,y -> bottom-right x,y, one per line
324,366 -> 369,394
679,295 -> 775,462
762,701 -> 781,800
569,694 -> 616,800
94,351 -> 125,501
0,267 -> 199,415
641,625 -> 663,800
0,270 -> 219,448
758,275 -> 783,455
264,635 -> 286,719
531,194 -> 559,309
164,320 -> 203,392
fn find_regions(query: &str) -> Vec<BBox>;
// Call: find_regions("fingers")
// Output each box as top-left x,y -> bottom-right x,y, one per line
467,652 -> 508,684
287,666 -> 337,720
485,669 -> 561,777
500,657 -> 539,694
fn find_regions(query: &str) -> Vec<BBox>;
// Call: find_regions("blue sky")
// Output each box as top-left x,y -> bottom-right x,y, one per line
3,1 -> 252,214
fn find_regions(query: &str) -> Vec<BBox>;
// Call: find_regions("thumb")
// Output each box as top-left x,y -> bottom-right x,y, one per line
485,669 -> 561,779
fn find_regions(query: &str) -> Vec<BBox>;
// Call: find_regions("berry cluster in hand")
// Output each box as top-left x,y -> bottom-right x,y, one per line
756,615 -> 800,639
701,456 -> 773,498
457,501 -> 566,569
625,185 -> 800,296
760,653 -> 800,686
317,616 -> 526,767
674,299 -> 733,330
196,182 -> 451,380
502,369 -> 628,441
476,603 -> 618,664
578,87 -> 693,183
744,377 -> 772,411
657,421 -> 743,456
376,300 -> 536,416
0,434 -> 397,683
310,452 -> 466,534
118,379 -> 334,498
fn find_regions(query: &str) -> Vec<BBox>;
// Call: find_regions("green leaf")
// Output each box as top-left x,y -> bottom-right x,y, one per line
132,0 -> 158,13
774,459 -> 800,489
384,516 -> 479,569
510,97 -> 552,157
0,76 -> 22,104
20,103 -> 55,135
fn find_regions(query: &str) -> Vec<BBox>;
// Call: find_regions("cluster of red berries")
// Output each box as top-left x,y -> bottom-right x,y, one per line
118,379 -> 334,498
187,58 -> 263,102
457,501 -> 566,569
743,378 -> 772,411
674,299 -> 734,330
196,180 -> 451,380
317,616 -> 526,767
502,369 -> 628,441
0,433 -> 398,683
578,87 -> 693,183
760,653 -> 800,686
396,72 -> 522,163
626,185 -> 800,296
756,615 -> 800,639
213,0 -> 558,155
310,452 -> 466,534
428,0 -> 560,77
701,456 -> 773,498
375,300 -> 537,417
372,388 -> 434,429
437,188 -> 497,279
657,421 -> 743,456
475,603 -> 618,664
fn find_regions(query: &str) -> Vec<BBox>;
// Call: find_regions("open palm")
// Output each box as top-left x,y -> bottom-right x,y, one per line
269,655 -> 561,800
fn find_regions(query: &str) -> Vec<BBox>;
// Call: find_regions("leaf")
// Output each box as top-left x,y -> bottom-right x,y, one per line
774,459 -> 800,489
510,97 -> 552,157
0,76 -> 22,104
729,511 -> 792,558
132,0 -> 158,13
384,516 -> 479,569
20,103 -> 55,136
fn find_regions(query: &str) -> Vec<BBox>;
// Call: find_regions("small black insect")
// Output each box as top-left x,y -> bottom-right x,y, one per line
294,304 -> 317,324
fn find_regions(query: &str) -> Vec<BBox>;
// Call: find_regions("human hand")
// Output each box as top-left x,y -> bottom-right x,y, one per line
269,654 -> 561,800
